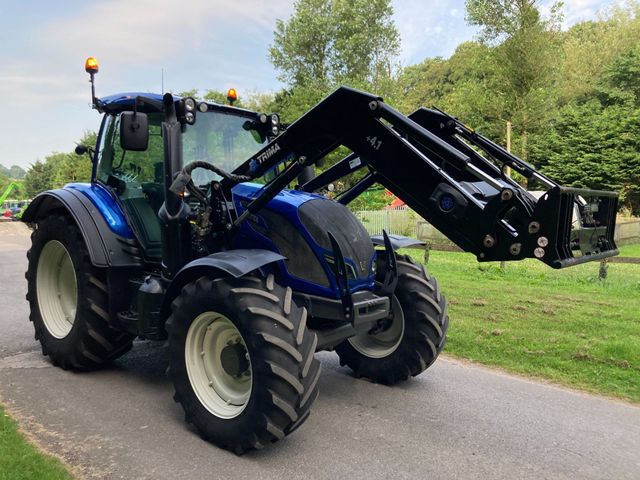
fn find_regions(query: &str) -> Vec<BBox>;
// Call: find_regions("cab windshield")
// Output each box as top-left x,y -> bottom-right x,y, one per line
183,110 -> 267,186
96,109 -> 267,187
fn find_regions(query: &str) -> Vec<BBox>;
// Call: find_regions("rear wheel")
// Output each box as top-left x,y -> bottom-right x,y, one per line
167,274 -> 320,454
26,215 -> 133,370
336,254 -> 448,385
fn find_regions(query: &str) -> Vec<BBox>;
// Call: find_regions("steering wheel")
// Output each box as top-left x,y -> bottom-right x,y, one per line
169,161 -> 252,199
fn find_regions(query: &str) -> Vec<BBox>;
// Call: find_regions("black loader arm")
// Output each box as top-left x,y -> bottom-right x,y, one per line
227,86 -> 618,269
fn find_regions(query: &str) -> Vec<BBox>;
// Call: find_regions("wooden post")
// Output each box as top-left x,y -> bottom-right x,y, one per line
424,243 -> 431,265
500,121 -> 512,270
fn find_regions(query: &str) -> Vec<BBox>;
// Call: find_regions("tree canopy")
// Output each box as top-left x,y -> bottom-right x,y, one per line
0,164 -> 26,180
268,0 -> 401,123
23,131 -> 95,198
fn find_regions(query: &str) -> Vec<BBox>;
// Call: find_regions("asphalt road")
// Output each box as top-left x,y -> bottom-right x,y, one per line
1,223 -> 639,480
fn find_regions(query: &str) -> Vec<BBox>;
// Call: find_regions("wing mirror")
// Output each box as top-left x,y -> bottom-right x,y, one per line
74,144 -> 92,156
120,111 -> 149,151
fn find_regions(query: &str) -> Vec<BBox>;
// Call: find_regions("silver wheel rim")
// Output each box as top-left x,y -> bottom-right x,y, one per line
185,312 -> 252,419
348,296 -> 405,358
36,240 -> 78,339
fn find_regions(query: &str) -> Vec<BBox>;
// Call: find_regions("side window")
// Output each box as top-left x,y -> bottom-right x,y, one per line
96,113 -> 164,185
96,115 -> 117,184
112,113 -> 164,184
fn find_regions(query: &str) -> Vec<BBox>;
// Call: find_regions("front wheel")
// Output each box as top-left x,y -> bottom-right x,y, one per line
26,215 -> 133,370
336,254 -> 449,385
167,274 -> 320,454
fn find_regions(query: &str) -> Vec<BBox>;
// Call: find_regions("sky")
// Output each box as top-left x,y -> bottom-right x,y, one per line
0,0 -> 621,170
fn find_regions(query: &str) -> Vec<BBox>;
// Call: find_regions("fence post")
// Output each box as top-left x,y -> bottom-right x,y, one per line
424,243 -> 431,264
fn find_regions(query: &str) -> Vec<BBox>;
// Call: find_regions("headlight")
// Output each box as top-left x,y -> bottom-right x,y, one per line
198,102 -> 208,113
184,97 -> 196,112
271,114 -> 279,126
259,113 -> 268,124
271,126 -> 279,135
185,112 -> 195,124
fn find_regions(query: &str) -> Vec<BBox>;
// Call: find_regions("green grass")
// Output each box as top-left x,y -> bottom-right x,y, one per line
0,405 -> 72,480
403,247 -> 640,402
619,243 -> 640,257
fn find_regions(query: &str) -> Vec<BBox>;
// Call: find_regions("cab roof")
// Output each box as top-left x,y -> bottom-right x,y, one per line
97,92 -> 259,117
98,92 -> 169,113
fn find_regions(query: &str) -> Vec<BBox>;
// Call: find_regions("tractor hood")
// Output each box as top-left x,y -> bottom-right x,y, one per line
231,183 -> 375,299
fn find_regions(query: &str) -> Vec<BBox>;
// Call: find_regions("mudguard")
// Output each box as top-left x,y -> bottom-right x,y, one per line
161,249 -> 286,319
21,186 -> 142,267
371,234 -> 425,250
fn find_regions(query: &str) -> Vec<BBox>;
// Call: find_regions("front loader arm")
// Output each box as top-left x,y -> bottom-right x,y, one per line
226,86 -> 618,268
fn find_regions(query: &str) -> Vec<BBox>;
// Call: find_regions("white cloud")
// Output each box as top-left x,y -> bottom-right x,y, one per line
541,0 -> 624,27
392,0 -> 477,64
41,0 -> 292,64
1,1 -> 295,112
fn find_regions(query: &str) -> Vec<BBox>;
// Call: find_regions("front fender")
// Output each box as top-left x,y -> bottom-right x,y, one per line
22,186 -> 141,267
371,234 -> 425,250
161,249 -> 286,320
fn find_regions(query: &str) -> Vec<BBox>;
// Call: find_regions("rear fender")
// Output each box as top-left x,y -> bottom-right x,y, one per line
21,187 -> 141,267
161,249 -> 286,320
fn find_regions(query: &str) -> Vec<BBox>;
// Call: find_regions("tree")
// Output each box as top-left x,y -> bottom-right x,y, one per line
268,0 -> 401,193
330,0 -> 400,92
24,131 -> 96,197
269,0 -> 334,89
397,41 -> 506,142
9,165 -> 26,179
599,43 -> 640,107
0,164 -> 26,179
269,0 -> 400,99
0,173 -> 10,196
465,0 -> 562,161
24,160 -> 57,198
558,4 -> 640,105
531,45 -> 640,214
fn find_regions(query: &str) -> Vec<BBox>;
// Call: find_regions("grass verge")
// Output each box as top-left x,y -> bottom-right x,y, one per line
403,247 -> 640,403
618,243 -> 640,257
0,405 -> 72,480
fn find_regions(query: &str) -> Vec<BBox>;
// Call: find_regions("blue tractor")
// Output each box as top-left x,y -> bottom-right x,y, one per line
22,58 -> 619,453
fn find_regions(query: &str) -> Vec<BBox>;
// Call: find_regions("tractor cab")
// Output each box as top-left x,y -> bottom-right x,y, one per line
93,92 -> 274,262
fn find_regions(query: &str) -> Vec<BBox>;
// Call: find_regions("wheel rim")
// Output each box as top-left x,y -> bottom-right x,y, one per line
36,240 -> 78,339
185,312 -> 252,419
348,296 -> 405,358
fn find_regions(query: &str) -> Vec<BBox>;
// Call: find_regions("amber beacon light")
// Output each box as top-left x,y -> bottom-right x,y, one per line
85,56 -> 100,109
85,56 -> 99,75
227,88 -> 238,105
